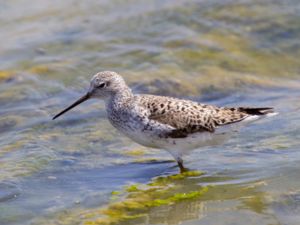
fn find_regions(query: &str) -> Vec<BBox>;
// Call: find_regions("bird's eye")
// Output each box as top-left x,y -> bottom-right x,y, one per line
98,83 -> 106,88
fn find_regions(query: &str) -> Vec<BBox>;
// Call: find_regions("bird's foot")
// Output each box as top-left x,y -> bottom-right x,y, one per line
177,159 -> 189,173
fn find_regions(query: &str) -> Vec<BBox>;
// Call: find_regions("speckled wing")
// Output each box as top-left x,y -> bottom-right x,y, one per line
136,94 -> 274,138
136,95 -> 217,138
214,107 -> 274,125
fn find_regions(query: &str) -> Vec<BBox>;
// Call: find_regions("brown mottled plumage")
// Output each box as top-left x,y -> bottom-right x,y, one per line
137,95 -> 273,138
53,71 -> 276,172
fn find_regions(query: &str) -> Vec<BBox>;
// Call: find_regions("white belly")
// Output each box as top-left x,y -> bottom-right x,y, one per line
121,123 -> 237,157
112,113 -> 274,160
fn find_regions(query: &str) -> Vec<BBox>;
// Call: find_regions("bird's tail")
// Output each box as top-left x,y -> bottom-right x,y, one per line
238,107 -> 277,117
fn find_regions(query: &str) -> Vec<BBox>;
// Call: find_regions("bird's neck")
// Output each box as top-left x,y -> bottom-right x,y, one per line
106,87 -> 134,112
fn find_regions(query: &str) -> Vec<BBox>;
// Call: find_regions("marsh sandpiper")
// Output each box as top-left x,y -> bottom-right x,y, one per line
53,71 -> 275,172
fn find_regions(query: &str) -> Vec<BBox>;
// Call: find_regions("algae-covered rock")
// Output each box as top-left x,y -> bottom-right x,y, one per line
80,171 -> 208,224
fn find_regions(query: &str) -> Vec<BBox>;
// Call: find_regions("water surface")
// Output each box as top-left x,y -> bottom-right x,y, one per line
1,0 -> 300,224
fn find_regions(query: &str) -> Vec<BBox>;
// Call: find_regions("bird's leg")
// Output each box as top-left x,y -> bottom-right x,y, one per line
176,157 -> 188,173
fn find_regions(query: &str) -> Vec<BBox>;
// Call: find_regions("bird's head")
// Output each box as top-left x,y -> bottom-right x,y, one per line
52,71 -> 127,120
88,71 -> 126,99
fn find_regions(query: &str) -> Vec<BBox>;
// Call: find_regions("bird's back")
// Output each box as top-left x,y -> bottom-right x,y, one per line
135,94 -> 274,138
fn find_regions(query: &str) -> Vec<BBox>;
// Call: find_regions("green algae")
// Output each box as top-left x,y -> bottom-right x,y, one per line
168,188 -> 209,201
122,149 -> 146,157
125,184 -> 139,192
111,191 -> 121,196
35,172 -> 271,225
82,171 -> 209,225
149,170 -> 204,186
29,171 -> 208,225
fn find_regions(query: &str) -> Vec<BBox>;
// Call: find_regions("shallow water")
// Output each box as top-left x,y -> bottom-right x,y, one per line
1,0 -> 300,224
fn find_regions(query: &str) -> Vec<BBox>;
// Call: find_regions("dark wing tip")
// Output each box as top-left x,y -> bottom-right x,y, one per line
239,107 -> 274,115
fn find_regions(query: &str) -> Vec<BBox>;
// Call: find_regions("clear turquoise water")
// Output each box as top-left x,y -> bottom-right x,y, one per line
1,0 -> 300,224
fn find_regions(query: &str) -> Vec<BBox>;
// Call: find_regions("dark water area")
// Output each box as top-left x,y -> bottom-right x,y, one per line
0,0 -> 300,224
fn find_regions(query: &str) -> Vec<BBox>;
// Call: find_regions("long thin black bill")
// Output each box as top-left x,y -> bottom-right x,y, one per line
52,93 -> 90,120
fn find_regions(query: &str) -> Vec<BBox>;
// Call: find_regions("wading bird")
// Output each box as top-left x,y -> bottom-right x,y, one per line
53,71 -> 275,172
